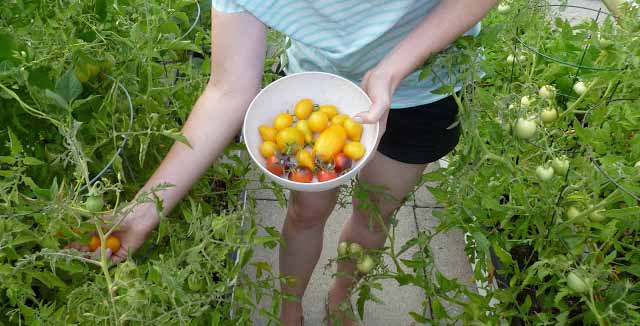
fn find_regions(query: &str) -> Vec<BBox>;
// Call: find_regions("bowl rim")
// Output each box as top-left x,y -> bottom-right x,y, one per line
242,71 -> 379,187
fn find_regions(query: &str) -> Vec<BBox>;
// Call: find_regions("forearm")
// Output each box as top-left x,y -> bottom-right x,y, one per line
379,0 -> 497,88
135,84 -> 256,219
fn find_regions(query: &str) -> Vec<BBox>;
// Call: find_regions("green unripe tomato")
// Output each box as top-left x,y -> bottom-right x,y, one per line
85,195 -> 104,212
348,242 -> 363,257
338,241 -> 349,256
356,255 -> 375,274
567,272 -> 588,293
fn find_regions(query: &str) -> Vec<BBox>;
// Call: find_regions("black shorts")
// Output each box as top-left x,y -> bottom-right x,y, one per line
377,95 -> 460,164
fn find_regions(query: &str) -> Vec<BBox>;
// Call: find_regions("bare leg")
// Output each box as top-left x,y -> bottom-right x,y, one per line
280,188 -> 340,325
328,153 -> 428,325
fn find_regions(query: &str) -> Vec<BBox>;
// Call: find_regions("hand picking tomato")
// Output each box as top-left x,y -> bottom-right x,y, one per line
259,141 -> 279,158
317,169 -> 338,182
294,98 -> 313,120
88,234 -> 121,253
343,118 -> 363,141
333,153 -> 352,173
308,111 -> 329,133
276,127 -> 304,154
259,125 -> 278,142
331,114 -> 349,126
343,141 -> 365,160
295,149 -> 314,170
295,120 -> 313,144
289,167 -> 313,183
266,155 -> 285,177
273,112 -> 294,130
313,125 -> 347,162
318,104 -> 338,119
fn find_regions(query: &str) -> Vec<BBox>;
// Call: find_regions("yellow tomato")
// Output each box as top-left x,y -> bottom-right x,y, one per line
295,120 -> 314,144
308,111 -> 329,133
318,104 -> 338,119
343,141 -> 365,160
343,118 -> 363,141
273,112 -> 294,130
296,149 -> 314,170
331,114 -> 349,126
258,125 -> 278,142
259,141 -> 279,158
276,127 -> 305,154
294,98 -> 314,120
313,125 -> 347,162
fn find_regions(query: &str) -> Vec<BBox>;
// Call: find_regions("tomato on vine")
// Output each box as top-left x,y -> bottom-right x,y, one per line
515,118 -> 537,139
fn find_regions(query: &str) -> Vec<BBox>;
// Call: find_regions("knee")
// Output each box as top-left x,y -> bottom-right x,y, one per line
352,198 -> 398,232
286,197 -> 334,231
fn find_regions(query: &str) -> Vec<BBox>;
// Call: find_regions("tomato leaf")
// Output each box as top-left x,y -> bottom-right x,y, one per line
55,69 -> 82,103
161,129 -> 191,148
8,128 -> 23,156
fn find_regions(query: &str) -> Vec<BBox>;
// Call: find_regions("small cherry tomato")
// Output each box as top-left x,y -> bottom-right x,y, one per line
343,118 -> 363,141
317,169 -> 338,182
85,195 -> 104,212
515,118 -> 537,139
538,85 -> 556,99
520,96 -> 534,108
331,114 -> 349,126
295,120 -> 314,144
540,107 -> 558,124
294,98 -> 313,120
349,242 -> 363,256
295,149 -> 314,170
567,272 -> 588,293
88,235 -> 121,252
276,127 -> 304,154
338,241 -> 349,256
497,3 -> 511,13
273,112 -> 294,130
259,125 -> 278,142
318,104 -> 338,119
343,142 -> 365,160
333,153 -> 352,174
313,125 -> 347,162
259,141 -> 279,158
288,167 -> 313,183
573,81 -> 587,96
266,156 -> 285,177
551,157 -> 570,176
308,111 -> 329,133
535,165 -> 554,181
357,255 -> 375,274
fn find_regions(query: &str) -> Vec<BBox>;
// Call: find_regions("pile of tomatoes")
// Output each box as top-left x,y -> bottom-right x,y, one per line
258,98 -> 366,183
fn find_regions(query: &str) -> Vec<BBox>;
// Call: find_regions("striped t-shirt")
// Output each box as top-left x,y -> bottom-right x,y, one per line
212,0 -> 481,108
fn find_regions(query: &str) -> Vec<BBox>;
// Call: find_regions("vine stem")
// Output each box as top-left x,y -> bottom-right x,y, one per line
95,224 -> 120,326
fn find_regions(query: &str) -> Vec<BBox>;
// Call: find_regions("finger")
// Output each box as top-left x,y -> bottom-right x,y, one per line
105,248 -> 113,259
354,100 -> 389,124
111,247 -> 128,264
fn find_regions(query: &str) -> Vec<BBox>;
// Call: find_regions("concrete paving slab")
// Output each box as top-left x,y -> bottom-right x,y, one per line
250,200 -> 427,325
550,0 -> 611,23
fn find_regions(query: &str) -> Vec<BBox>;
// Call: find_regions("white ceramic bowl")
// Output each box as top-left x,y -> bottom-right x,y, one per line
243,72 -> 379,192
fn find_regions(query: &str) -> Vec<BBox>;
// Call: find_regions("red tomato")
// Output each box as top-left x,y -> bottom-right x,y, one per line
333,153 -> 352,174
288,167 -> 313,183
266,156 -> 285,177
317,169 -> 338,182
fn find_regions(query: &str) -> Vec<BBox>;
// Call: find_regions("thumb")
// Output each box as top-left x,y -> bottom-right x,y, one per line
354,99 -> 389,124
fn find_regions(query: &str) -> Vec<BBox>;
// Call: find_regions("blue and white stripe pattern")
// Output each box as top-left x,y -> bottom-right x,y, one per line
213,0 -> 480,108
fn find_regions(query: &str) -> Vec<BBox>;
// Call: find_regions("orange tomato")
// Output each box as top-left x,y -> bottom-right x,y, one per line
331,114 -> 349,126
343,141 -> 365,160
295,120 -> 314,144
313,125 -> 347,162
318,104 -> 338,119
276,127 -> 305,154
294,98 -> 314,120
88,235 -> 121,252
308,111 -> 329,133
296,149 -> 314,170
88,235 -> 100,251
259,141 -> 279,158
343,118 -> 363,141
273,112 -> 294,130
258,125 -> 278,142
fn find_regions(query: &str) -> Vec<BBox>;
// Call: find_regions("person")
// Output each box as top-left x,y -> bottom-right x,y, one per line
98,1 -> 496,325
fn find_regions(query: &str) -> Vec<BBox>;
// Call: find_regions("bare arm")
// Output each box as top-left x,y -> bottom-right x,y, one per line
109,10 -> 267,262
356,0 -> 498,123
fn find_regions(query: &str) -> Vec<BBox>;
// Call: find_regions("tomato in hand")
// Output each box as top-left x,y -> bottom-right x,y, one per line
317,169 -> 338,182
331,114 -> 349,126
88,234 -> 121,252
333,153 -> 352,174
289,167 -> 313,183
294,98 -> 313,120
343,118 -> 363,141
